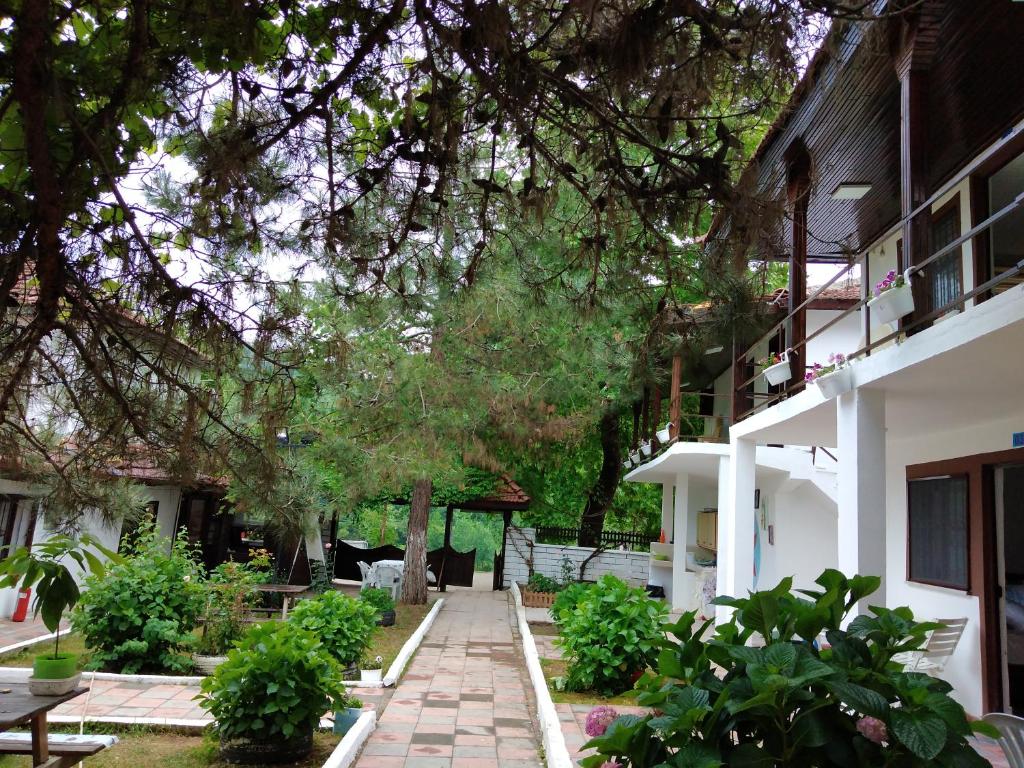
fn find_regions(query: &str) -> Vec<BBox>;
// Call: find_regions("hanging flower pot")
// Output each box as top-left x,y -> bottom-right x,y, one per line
759,348 -> 793,387
867,269 -> 914,327
640,441 -> 652,457
629,450 -> 642,465
655,423 -> 672,444
806,353 -> 854,400
622,457 -> 634,470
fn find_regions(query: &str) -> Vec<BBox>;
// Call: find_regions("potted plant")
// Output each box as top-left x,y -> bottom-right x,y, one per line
359,654 -> 384,684
0,534 -> 117,695
200,621 -> 345,764
359,586 -> 396,627
655,422 -> 673,445
805,352 -> 853,399
332,695 -> 363,736
194,562 -> 258,675
758,349 -> 792,387
867,268 -> 914,327
288,590 -> 378,677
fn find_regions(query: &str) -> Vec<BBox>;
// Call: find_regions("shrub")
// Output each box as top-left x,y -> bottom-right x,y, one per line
555,574 -> 666,695
526,572 -> 561,593
71,524 -> 205,673
359,586 -> 395,615
197,561 -> 261,656
288,590 -> 377,667
199,621 -> 348,741
550,581 -> 589,626
581,570 -> 997,768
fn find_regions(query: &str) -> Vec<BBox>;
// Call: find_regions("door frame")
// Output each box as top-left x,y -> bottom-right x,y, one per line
907,446 -> 1024,714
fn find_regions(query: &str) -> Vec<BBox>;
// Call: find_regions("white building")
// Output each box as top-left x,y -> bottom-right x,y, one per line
627,0 -> 1024,717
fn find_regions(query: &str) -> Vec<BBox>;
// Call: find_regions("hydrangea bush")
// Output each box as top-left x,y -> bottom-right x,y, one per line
582,570 -> 996,768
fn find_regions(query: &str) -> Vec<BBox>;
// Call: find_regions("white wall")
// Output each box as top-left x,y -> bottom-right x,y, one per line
149,486 -> 182,544
757,483 -> 838,594
806,309 -> 863,367
503,528 -> 649,587
884,411 -> 1024,716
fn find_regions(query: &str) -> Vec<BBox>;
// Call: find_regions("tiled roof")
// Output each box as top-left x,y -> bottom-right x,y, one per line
458,474 -> 531,511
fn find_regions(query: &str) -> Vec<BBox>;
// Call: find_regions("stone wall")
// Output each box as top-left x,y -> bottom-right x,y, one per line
503,527 -> 649,587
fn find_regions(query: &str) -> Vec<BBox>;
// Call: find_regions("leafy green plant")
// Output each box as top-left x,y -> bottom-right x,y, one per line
582,569 -> 997,768
360,654 -> 383,670
555,574 -> 667,695
197,561 -> 261,656
359,586 -> 395,615
288,590 -> 378,667
199,621 -> 348,741
0,534 -> 117,660
309,550 -> 336,594
526,572 -> 561,594
71,523 -> 205,673
550,581 -> 589,626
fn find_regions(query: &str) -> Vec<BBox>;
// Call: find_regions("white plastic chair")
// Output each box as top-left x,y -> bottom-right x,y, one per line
357,561 -> 371,585
894,617 -> 967,674
982,712 -> 1024,768
375,564 -> 403,600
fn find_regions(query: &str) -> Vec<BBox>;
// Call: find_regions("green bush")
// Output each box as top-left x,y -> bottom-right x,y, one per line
359,586 -> 395,615
197,561 -> 261,656
555,574 -> 666,695
199,621 -> 348,741
526,572 -> 561,593
581,570 -> 996,768
288,590 -> 377,667
71,524 -> 205,673
550,581 -> 589,626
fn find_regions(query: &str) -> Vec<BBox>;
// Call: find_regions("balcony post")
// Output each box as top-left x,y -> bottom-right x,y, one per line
669,354 -> 682,439
786,143 -> 811,389
836,388 -> 886,616
660,482 -> 674,543
721,437 -> 756,612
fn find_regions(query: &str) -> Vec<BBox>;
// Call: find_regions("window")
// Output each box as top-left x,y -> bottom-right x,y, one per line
930,199 -> 963,313
908,475 -> 969,589
0,496 -> 21,556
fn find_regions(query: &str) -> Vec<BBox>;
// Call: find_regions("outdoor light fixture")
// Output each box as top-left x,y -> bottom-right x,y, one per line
830,183 -> 872,200
704,345 -> 724,355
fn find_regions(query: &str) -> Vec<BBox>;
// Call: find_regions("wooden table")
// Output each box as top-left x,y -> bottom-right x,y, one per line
0,685 -> 87,766
254,583 -> 309,618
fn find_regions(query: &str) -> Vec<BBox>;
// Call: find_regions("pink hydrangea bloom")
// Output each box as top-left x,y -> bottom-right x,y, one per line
856,715 -> 888,744
585,706 -> 619,737
599,762 -> 623,768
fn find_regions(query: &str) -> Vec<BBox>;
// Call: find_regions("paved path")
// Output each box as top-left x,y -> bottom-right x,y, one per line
355,589 -> 542,768
0,617 -> 68,651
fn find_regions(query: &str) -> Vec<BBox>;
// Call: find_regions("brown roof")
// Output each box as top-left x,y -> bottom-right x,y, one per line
767,279 -> 862,309
457,474 -> 531,512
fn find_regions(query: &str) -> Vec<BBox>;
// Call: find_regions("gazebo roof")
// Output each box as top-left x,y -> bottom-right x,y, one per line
455,474 -> 531,512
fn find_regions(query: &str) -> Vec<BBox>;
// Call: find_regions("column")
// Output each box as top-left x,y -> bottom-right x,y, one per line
660,483 -> 674,541
723,438 -> 756,602
836,388 -> 887,614
715,454 -> 731,623
671,474 -> 693,612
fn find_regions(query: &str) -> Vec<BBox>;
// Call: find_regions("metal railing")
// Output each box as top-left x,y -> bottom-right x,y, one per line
733,178 -> 1024,422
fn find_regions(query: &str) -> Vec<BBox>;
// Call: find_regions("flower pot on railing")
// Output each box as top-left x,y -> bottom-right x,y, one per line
813,365 -> 854,400
640,441 -> 652,457
868,269 -> 914,327
655,423 -> 672,444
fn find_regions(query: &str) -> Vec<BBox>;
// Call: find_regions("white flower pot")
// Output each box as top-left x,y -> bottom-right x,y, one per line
867,278 -> 914,327
640,441 -> 652,457
622,458 -> 634,470
360,668 -> 383,683
814,366 -> 854,400
762,359 -> 792,387
655,424 -> 672,444
629,450 -> 641,465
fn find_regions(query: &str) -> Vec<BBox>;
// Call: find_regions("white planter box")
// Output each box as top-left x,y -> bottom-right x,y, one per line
868,281 -> 914,326
814,366 -> 854,400
360,669 -> 383,684
762,359 -> 791,387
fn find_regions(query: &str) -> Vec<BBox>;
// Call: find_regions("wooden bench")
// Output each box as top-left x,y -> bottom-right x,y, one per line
0,732 -> 117,766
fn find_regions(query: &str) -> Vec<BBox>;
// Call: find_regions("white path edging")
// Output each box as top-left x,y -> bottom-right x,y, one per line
382,598 -> 444,687
511,583 -> 573,768
0,667 -> 201,685
321,710 -> 376,768
0,628 -> 71,658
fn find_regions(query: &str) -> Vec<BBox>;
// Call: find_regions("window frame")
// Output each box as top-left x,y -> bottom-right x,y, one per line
906,473 -> 971,591
928,194 -> 964,314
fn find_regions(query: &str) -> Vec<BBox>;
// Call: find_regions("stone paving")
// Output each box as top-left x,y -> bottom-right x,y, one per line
354,589 -> 542,768
0,617 -> 68,650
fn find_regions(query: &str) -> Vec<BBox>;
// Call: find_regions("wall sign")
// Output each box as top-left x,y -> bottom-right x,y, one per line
1014,432 -> 1024,448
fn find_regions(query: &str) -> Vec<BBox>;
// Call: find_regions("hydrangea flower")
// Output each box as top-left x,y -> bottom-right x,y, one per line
599,762 -> 623,768
856,715 -> 888,744
585,705 -> 619,737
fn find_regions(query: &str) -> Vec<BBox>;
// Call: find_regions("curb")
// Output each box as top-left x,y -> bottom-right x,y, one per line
510,583 -> 573,768
383,598 -> 444,687
321,710 -> 376,768
0,667 -> 201,686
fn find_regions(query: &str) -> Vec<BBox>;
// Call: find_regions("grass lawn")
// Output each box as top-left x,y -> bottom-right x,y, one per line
0,598 -> 435,673
0,728 -> 340,767
539,657 -> 641,706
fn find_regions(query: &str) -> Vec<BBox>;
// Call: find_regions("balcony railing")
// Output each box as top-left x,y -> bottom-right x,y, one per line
733,185 -> 1024,423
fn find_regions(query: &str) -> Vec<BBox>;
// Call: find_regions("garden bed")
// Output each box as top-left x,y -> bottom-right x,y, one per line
0,726 -> 340,768
519,586 -> 557,608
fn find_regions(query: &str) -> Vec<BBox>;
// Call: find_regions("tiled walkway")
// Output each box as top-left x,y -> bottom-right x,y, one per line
0,617 -> 67,650
355,589 -> 542,768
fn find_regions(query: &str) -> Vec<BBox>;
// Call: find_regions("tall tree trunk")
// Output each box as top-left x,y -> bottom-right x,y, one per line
578,409 -> 621,548
402,478 -> 431,604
